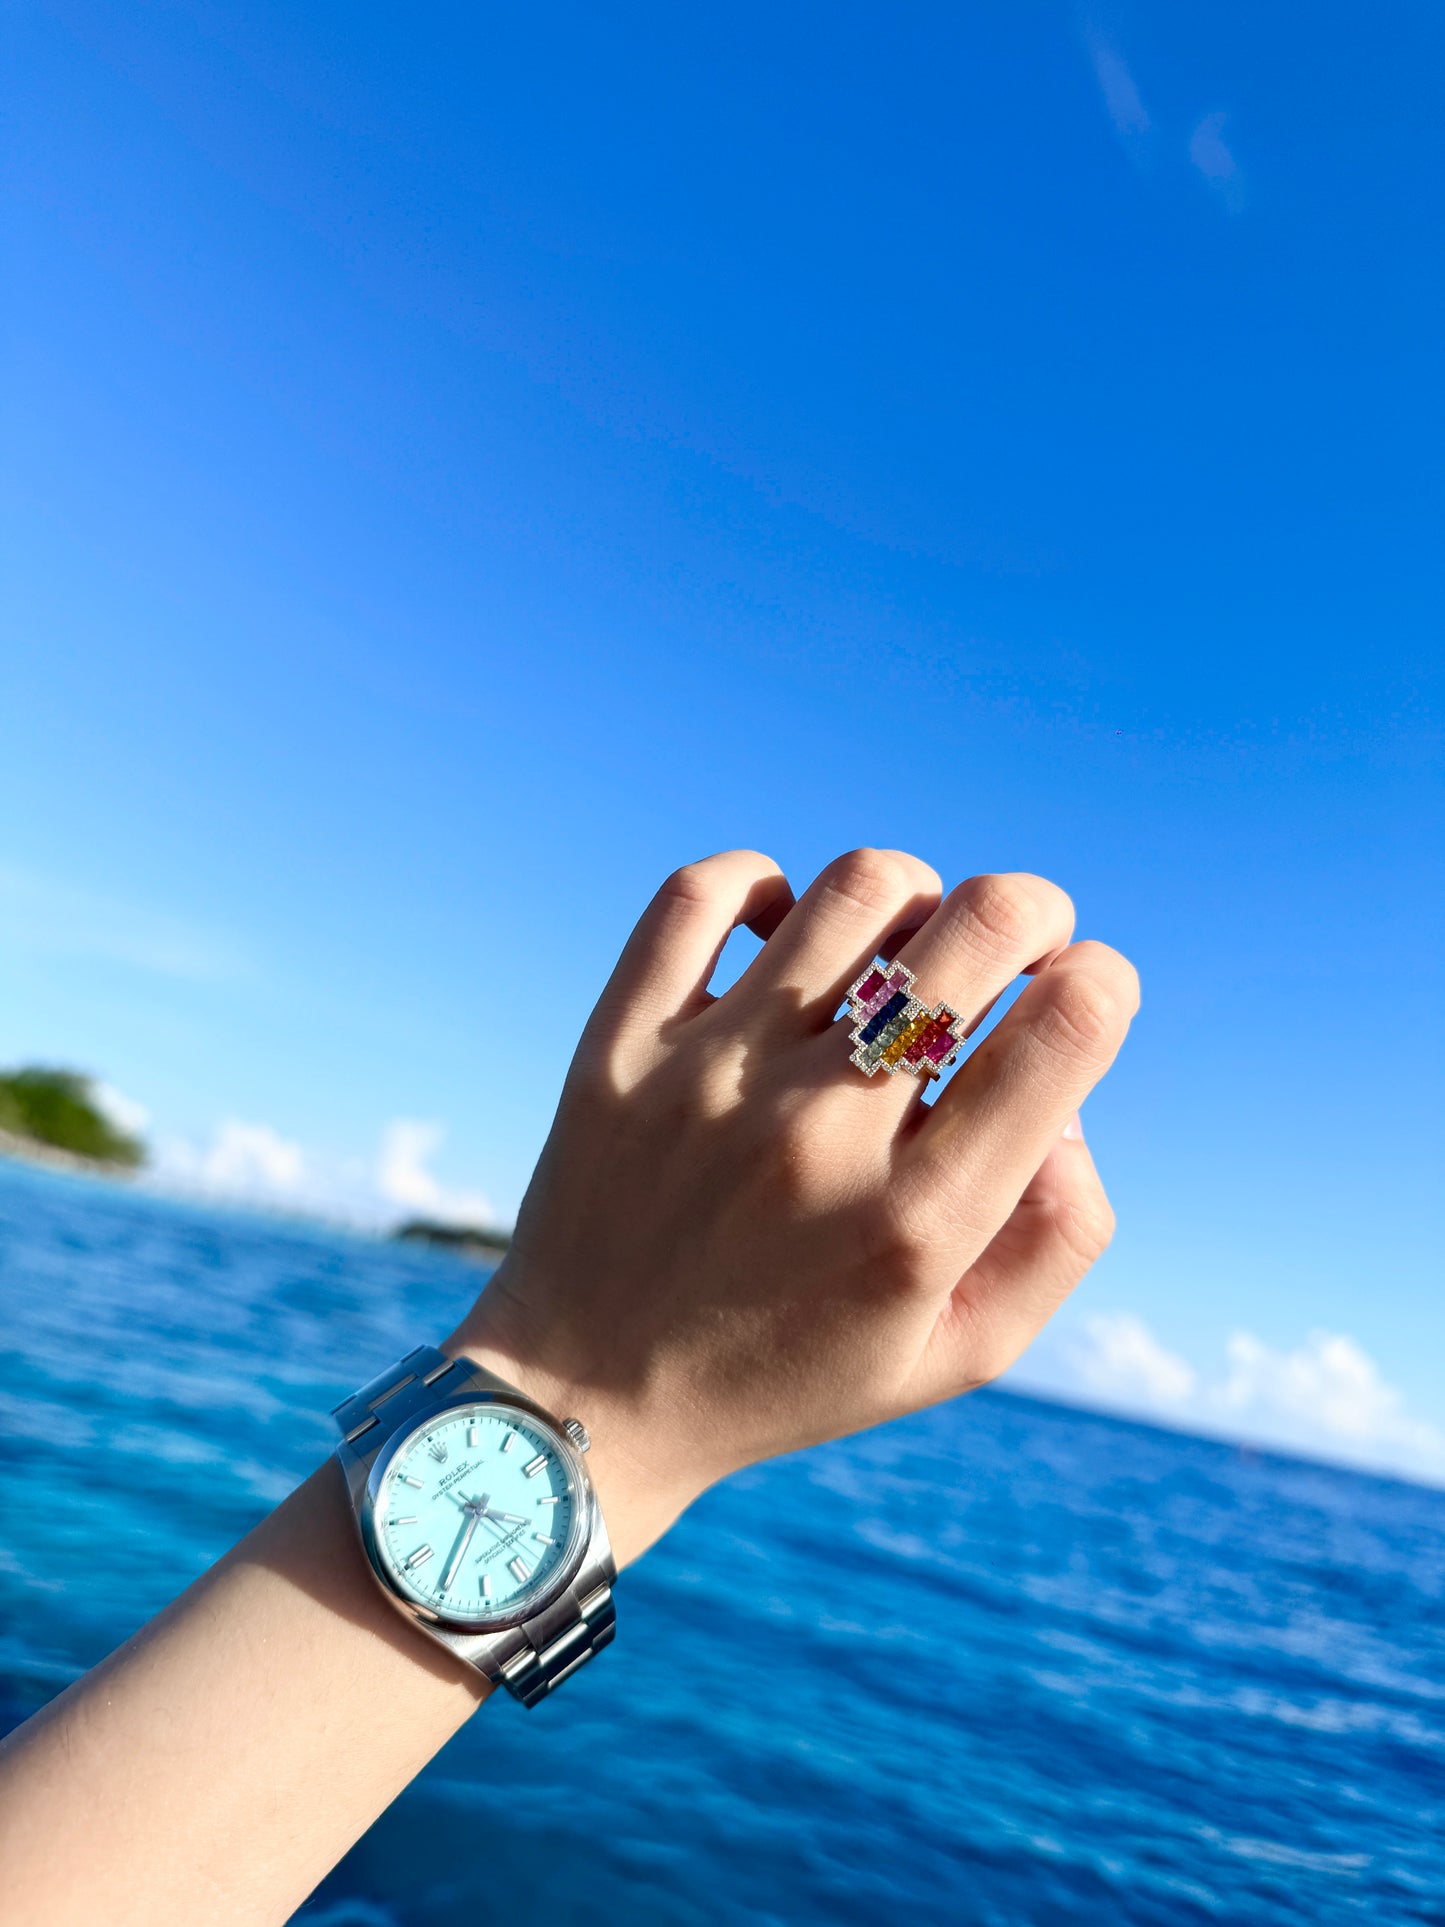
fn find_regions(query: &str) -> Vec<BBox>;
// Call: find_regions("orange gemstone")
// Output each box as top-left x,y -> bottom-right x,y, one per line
883,1015 -> 929,1065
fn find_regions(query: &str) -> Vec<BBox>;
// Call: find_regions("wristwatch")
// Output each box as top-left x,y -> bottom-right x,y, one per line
332,1345 -> 616,1707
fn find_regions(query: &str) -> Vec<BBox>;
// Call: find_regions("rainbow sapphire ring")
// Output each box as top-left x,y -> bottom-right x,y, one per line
844,959 -> 966,1080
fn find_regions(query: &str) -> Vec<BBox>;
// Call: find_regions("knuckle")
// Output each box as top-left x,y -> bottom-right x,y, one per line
658,858 -> 724,909
1054,1190 -> 1116,1263
867,1227 -> 934,1298
826,847 -> 923,917
657,849 -> 784,916
1071,940 -> 1141,1016
1016,871 -> 1076,937
957,873 -> 1040,955
1040,970 -> 1125,1060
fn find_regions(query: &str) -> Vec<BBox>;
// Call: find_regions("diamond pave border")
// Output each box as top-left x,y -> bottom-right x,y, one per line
843,958 -> 967,1080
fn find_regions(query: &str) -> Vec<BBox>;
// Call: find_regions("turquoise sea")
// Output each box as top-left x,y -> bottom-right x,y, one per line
1,1160 -> 1441,1924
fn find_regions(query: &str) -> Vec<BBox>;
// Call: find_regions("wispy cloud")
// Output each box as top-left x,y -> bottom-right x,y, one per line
1080,23 -> 1154,170
1012,1312 -> 1445,1486
150,1114 -> 498,1231
1079,23 -> 1245,210
1189,111 -> 1245,210
0,864 -> 251,983
1087,37 -> 1151,142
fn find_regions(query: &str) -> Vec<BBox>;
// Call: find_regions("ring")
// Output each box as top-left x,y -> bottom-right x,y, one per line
844,959 -> 966,1080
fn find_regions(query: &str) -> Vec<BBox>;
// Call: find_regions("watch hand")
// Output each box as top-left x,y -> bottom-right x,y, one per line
440,1509 -> 480,1593
448,1487 -> 491,1511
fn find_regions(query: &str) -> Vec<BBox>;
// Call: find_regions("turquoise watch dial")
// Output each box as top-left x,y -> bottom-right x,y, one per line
371,1402 -> 583,1626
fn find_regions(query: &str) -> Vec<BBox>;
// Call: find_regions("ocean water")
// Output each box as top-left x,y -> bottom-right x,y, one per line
1,1161 -> 1442,1926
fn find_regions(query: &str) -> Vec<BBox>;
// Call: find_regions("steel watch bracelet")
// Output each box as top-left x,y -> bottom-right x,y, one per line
332,1345 -> 616,1708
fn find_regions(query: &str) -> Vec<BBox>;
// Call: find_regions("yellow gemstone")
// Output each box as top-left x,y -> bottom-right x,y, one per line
882,1016 -> 929,1065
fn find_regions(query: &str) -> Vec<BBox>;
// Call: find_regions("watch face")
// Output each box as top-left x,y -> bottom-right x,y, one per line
369,1401 -> 585,1627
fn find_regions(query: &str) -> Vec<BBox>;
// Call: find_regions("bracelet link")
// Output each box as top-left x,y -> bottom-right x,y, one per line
332,1345 -> 462,1444
497,1585 -> 616,1708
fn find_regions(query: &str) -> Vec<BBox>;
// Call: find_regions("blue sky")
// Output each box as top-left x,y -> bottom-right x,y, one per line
3,2 -> 1441,1476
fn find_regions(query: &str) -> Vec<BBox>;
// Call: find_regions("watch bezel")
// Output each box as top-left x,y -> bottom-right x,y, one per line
358,1388 -> 594,1635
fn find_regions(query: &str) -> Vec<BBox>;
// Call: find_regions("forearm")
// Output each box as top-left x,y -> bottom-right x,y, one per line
0,1461 -> 485,1925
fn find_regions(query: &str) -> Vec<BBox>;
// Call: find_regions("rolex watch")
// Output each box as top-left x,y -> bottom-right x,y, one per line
332,1345 -> 616,1707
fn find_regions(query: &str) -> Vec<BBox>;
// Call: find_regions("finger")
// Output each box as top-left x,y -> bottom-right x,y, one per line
732,847 -> 942,1028
904,940 -> 1139,1236
843,872 -> 1076,1120
905,1118 -> 1114,1403
591,851 -> 795,1044
896,872 -> 1075,1037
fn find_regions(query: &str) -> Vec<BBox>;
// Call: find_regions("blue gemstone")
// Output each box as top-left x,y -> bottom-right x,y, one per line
860,1011 -> 915,1066
858,989 -> 908,1046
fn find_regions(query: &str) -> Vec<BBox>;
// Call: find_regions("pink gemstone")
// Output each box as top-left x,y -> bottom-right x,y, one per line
886,969 -> 910,997
924,1022 -> 959,1064
855,970 -> 885,1006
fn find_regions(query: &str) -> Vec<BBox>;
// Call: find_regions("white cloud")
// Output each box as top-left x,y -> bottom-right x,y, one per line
91,1081 -> 151,1138
150,1114 -> 497,1231
155,1117 -> 308,1206
1012,1314 -> 1445,1486
203,1119 -> 307,1194
1213,1330 -> 1443,1463
1072,1311 -> 1197,1405
375,1119 -> 495,1227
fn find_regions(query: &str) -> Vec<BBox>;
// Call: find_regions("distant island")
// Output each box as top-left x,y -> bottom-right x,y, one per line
392,1218 -> 511,1263
0,1067 -> 146,1172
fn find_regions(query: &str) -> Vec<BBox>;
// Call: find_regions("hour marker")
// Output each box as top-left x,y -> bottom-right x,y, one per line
538,1495 -> 561,1506
508,1556 -> 532,1583
391,1515 -> 418,1527
468,1423 -> 480,1446
501,1433 -> 516,1455
533,1532 -> 556,1547
524,1454 -> 547,1478
401,1474 -> 424,1489
480,1575 -> 492,1599
405,1544 -> 434,1570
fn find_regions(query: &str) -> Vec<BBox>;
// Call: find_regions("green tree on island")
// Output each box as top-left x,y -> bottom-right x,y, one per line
0,1068 -> 146,1168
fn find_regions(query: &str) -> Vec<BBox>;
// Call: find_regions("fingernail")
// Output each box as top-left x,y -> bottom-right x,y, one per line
1062,1112 -> 1084,1141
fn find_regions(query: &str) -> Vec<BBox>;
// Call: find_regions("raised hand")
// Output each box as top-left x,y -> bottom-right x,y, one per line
451,848 -> 1138,1565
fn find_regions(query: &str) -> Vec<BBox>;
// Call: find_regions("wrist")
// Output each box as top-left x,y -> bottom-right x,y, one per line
444,1275 -> 700,1569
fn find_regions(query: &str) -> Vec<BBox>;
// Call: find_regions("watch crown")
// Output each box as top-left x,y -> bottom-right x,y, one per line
562,1417 -> 590,1454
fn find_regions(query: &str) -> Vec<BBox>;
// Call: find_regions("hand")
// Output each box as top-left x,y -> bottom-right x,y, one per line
440,1508 -> 481,1594
450,849 -> 1138,1566
450,1492 -> 527,1529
